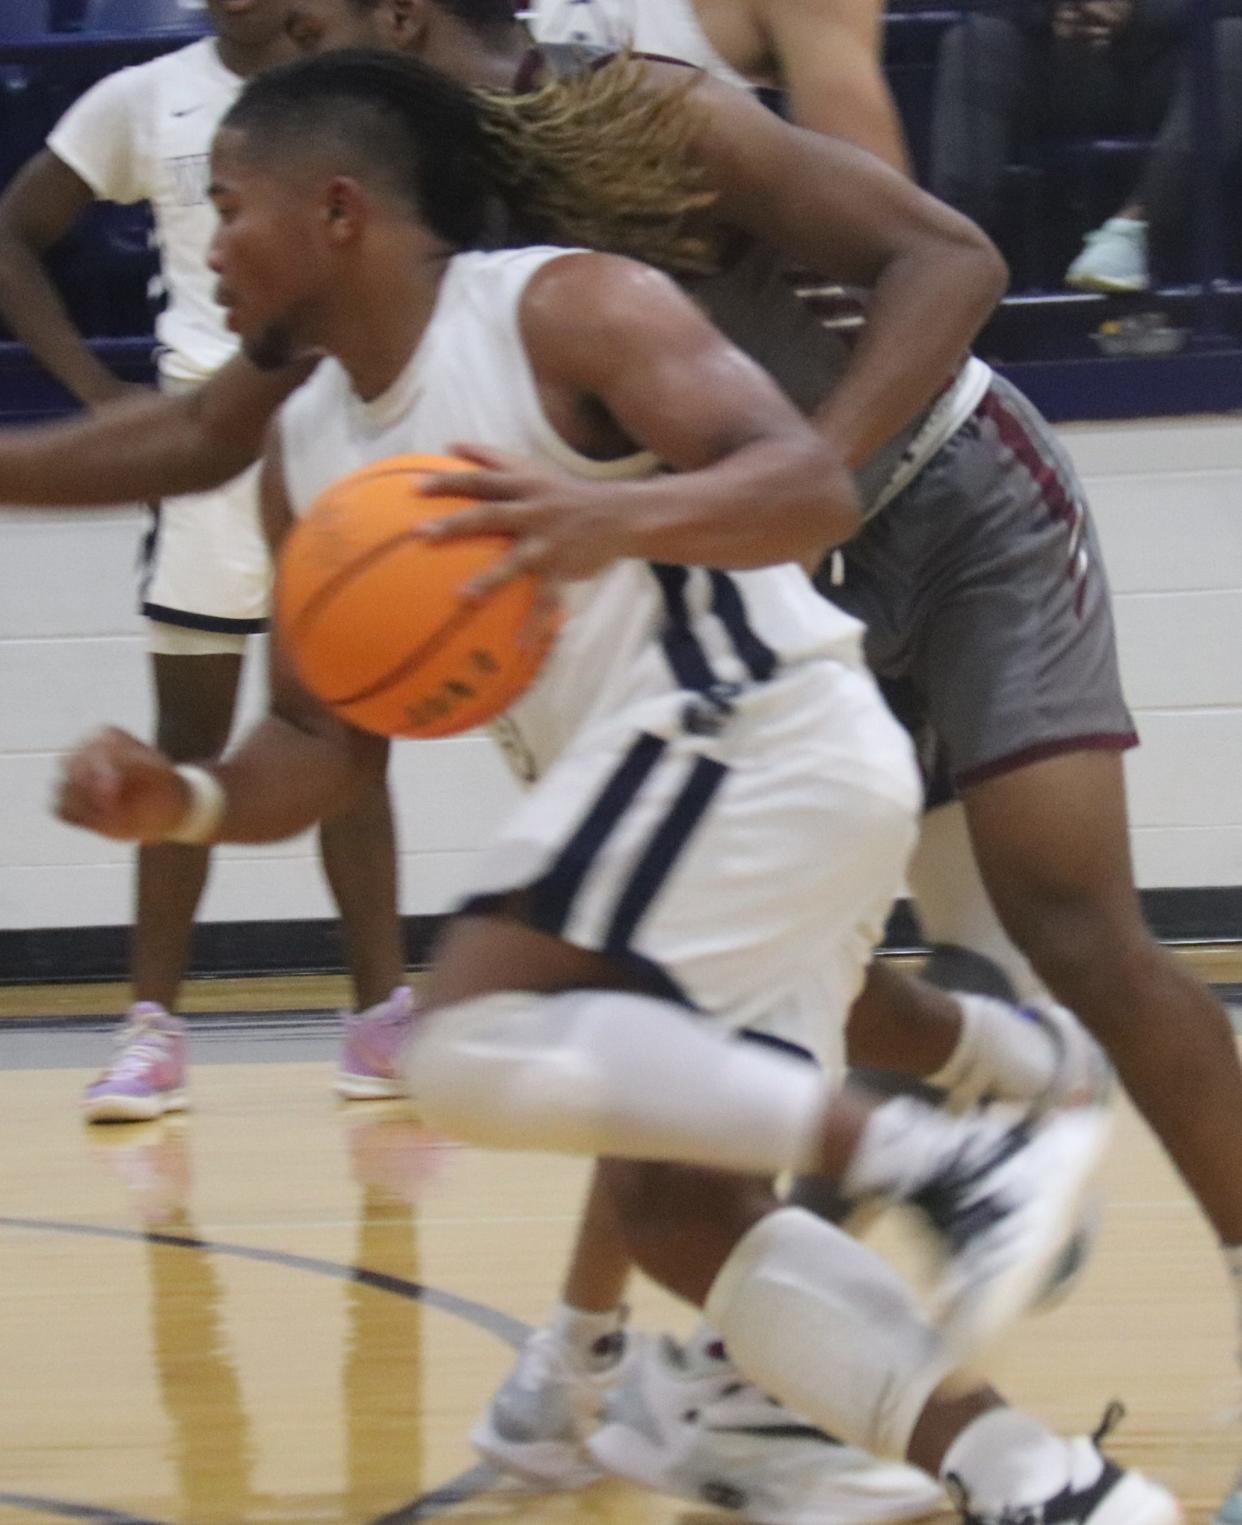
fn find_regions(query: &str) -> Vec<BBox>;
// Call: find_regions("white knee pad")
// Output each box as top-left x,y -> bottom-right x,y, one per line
705,1206 -> 952,1460
405,989 -> 831,1175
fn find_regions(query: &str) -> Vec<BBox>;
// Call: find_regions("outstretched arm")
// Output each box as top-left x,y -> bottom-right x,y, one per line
56,424 -> 385,845
422,252 -> 860,586
675,68 -> 1008,468
0,352 -> 314,507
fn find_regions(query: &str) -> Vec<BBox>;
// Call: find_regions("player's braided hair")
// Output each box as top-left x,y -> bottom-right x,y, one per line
223,48 -> 720,274
480,52 -> 720,273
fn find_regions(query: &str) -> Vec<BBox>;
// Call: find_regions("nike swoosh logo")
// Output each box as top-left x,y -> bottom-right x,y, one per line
171,104 -> 206,117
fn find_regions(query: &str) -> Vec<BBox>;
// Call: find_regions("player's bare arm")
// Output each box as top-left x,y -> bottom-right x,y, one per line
0,350 -> 313,507
421,253 -> 860,587
749,0 -> 912,170
680,69 -> 1009,468
0,150 -> 136,407
57,424 -> 384,844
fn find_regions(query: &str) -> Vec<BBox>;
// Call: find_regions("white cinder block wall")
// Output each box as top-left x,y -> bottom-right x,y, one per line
1,411 -> 1239,933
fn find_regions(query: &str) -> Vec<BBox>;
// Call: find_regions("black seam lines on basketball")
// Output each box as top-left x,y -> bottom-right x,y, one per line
287,465 -> 459,638
288,478 -> 511,710
325,594 -> 506,709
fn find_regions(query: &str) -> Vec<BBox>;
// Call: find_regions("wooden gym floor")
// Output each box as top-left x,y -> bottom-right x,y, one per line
1,954 -> 1241,1525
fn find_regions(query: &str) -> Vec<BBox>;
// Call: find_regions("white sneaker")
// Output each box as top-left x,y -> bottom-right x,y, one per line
1065,217 -> 1151,292
1026,1003 -> 1114,1114
588,1333 -> 945,1525
471,1320 -> 628,1489
915,1104 -> 1113,1358
947,1412 -> 1181,1523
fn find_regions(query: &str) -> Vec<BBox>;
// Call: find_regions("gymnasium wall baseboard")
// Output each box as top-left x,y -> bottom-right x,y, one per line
1,888 -> 1240,986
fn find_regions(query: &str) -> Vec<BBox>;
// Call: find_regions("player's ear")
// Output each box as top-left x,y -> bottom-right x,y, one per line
323,177 -> 366,242
382,0 -> 425,52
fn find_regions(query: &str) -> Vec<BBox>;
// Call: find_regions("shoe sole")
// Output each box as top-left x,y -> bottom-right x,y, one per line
1066,273 -> 1150,293
470,1415 -> 604,1491
82,1089 -> 188,1124
937,1105 -> 1112,1360
1084,1472 -> 1183,1525
335,1072 -> 408,1100
589,1423 -> 944,1524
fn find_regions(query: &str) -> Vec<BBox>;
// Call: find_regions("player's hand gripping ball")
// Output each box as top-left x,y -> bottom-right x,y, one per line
275,453 -> 561,738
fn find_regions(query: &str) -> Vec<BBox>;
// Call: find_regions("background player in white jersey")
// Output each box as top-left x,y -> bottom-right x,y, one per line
0,0 -> 412,1118
54,51 -> 1175,1524
530,0 -> 911,170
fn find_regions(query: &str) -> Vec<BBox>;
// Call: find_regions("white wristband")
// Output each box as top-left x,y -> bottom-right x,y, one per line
165,764 -> 226,845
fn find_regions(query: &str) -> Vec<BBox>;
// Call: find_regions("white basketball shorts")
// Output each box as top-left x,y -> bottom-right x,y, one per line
460,659 -> 922,1071
140,457 -> 270,644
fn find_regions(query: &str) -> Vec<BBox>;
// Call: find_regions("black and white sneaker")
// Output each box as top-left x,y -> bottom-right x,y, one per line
946,1409 -> 1182,1525
1023,1002 -> 1114,1115
913,1105 -> 1112,1358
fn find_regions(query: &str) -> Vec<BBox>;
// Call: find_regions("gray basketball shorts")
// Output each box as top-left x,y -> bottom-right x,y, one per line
822,373 -> 1138,801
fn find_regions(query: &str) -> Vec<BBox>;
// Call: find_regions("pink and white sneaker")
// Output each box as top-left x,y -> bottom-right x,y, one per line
336,985 -> 416,1099
82,1005 -> 188,1124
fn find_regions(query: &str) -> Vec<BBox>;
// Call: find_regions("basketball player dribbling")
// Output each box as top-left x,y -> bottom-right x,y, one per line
0,5 -> 1235,1513
0,0 -> 412,1119
54,52 -> 1179,1525
264,11 -> 1242,1515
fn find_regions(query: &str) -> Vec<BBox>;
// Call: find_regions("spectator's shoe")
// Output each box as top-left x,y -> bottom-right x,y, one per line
947,1410 -> 1181,1523
82,1005 -> 188,1123
588,1333 -> 944,1524
336,985 -> 416,1099
1065,218 -> 1150,292
917,1105 -> 1112,1358
471,1318 -> 630,1489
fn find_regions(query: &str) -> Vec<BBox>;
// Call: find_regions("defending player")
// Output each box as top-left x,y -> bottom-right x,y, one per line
55,52 -> 1174,1524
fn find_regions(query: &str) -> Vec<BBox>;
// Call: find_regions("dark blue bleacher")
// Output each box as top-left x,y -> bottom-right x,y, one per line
0,0 -> 206,416
0,1 -> 1237,424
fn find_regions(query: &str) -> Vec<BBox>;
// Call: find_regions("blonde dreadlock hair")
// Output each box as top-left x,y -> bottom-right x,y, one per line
479,54 -> 723,275
225,48 -> 723,277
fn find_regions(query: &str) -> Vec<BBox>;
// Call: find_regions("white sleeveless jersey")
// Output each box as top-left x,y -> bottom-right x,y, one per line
278,248 -> 866,779
47,38 -> 241,382
530,0 -> 754,91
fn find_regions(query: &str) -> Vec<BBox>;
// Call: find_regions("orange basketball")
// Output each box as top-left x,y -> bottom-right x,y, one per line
275,453 -> 561,738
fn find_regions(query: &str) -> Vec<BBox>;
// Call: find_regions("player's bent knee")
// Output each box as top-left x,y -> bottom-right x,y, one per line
404,988 -> 831,1173
706,1206 -> 951,1460
405,991 -> 613,1154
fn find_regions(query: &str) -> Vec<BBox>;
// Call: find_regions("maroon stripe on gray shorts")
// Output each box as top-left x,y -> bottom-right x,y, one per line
978,388 -> 1077,529
956,730 -> 1141,789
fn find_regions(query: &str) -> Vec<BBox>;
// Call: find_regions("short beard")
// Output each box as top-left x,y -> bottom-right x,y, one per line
244,322 -> 297,372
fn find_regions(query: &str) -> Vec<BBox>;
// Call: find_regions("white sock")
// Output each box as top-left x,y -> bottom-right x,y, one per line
941,1408 -> 1075,1512
547,1302 -> 626,1367
840,1095 -> 979,1200
928,994 -> 1060,1110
